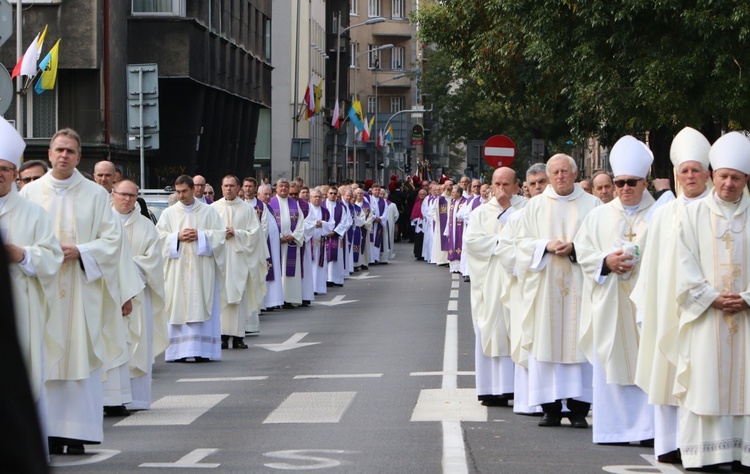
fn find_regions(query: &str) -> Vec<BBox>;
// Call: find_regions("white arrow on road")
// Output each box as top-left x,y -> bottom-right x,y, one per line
255,333 -> 321,352
314,294 -> 359,306
346,271 -> 380,280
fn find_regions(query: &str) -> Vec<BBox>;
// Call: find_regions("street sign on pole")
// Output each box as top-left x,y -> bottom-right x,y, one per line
482,135 -> 516,168
126,63 -> 160,190
0,0 -> 12,48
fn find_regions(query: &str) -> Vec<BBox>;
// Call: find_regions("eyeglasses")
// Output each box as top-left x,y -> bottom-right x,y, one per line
19,175 -> 42,183
613,179 -> 642,188
206,191 -> 214,196
113,191 -> 138,199
0,166 -> 16,173
289,193 -> 299,197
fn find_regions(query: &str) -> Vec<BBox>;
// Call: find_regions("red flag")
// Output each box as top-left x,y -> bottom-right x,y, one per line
332,100 -> 340,130
10,55 -> 23,79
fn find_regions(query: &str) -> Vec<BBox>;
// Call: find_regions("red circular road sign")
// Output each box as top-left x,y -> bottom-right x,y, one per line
482,135 -> 516,168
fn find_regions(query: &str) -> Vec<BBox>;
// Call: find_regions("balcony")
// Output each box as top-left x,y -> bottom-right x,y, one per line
371,19 -> 413,39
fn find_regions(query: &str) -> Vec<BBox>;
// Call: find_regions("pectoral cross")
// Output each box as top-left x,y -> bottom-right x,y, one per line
624,227 -> 636,242
722,232 -> 734,249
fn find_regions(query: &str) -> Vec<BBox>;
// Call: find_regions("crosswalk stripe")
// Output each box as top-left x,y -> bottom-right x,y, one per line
115,394 -> 228,426
293,374 -> 383,379
178,376 -> 268,383
263,392 -> 356,424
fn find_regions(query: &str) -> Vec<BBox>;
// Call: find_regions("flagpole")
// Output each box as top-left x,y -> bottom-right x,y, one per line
14,0 -> 22,135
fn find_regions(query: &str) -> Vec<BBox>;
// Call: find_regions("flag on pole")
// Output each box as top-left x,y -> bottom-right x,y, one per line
34,39 -> 61,95
348,99 -> 365,132
385,125 -> 394,146
361,115 -> 371,142
332,100 -> 341,130
314,79 -> 324,116
304,75 -> 315,120
377,129 -> 384,149
12,33 -> 39,79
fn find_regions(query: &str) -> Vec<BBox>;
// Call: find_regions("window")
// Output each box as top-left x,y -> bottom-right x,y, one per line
392,0 -> 405,18
264,17 -> 272,61
350,0 -> 359,15
368,44 -> 380,69
350,43 -> 358,68
368,0 -> 380,18
390,96 -> 404,113
391,47 -> 405,70
132,0 -> 185,15
367,96 -> 377,115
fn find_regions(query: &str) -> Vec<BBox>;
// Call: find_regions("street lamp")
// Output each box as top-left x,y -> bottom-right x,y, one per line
351,44 -> 394,181
375,73 -> 407,181
332,15 -> 385,182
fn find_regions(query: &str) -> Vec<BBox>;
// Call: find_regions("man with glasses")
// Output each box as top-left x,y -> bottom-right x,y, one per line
204,184 -> 215,201
516,154 -> 601,429
324,187 -> 351,287
575,136 -> 663,446
267,179 -> 306,308
17,159 -> 48,189
289,183 -> 314,306
192,175 -> 212,204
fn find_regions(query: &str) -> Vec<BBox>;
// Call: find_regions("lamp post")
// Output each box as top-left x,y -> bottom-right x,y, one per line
374,73 -> 406,182
332,15 -> 384,183
351,44 -> 393,181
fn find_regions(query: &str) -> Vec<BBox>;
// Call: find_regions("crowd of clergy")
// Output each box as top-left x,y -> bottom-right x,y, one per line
414,127 -> 750,472
0,116 -> 406,460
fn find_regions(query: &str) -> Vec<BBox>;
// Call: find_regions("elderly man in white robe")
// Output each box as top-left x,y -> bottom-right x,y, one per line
631,127 -> 711,464
258,184 -> 284,310
575,136 -> 661,445
112,179 -> 169,411
465,167 -> 526,407
674,132 -> 750,471
516,154 -> 601,428
420,184 -> 438,263
0,118 -> 64,436
430,182 -> 452,266
267,179 -> 307,308
381,188 -> 399,263
444,186 -> 468,275
368,183 -> 388,264
325,186 -> 352,287
241,177 -> 271,328
212,175 -> 265,349
352,188 -> 372,270
157,175 -> 225,362
305,188 -> 334,294
457,179 -> 483,281
21,128 -> 127,455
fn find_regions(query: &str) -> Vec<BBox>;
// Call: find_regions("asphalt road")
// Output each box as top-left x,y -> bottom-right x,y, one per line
52,242 -> 681,473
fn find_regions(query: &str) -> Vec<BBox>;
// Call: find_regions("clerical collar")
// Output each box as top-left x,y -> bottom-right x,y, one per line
182,201 -> 196,211
713,192 -> 741,206
49,172 -> 76,187
682,188 -> 709,204
118,211 -> 131,224
623,203 -> 640,216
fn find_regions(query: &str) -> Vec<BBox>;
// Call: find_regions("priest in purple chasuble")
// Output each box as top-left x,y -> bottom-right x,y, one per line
353,188 -> 372,269
430,182 -> 452,265
290,184 -> 314,306
257,184 -> 284,309
267,179 -> 306,306
368,183 -> 388,264
445,186 -> 467,274
304,189 -> 334,295
325,187 -> 352,286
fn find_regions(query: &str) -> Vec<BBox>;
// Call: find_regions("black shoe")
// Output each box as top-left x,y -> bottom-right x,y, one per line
66,444 -> 85,455
332,283 -> 343,287
657,449 -> 681,464
326,282 -> 334,288
478,394 -> 511,407
598,442 -> 629,446
538,413 -> 562,427
233,338 -> 248,349
301,300 -> 311,307
194,356 -> 210,362
221,340 -> 228,349
463,276 -> 470,283
282,302 -> 295,309
361,265 -> 369,270
685,464 -> 725,472
172,357 -> 188,363
104,405 -> 131,417
731,462 -> 750,473
49,439 -> 64,455
568,414 -> 588,428
640,438 -> 654,448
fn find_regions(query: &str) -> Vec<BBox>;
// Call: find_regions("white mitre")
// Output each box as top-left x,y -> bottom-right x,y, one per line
709,132 -> 750,175
0,116 -> 25,168
670,127 -> 710,168
610,135 -> 653,178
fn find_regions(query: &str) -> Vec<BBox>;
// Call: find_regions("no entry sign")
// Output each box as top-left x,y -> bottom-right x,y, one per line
482,135 -> 516,168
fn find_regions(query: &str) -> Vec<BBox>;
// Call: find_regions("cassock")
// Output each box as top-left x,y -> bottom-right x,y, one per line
353,198 -> 372,269
575,194 -> 658,443
212,198 -> 266,337
117,203 -> 168,410
421,195 -> 435,262
304,203 -> 334,294
297,199 -> 315,303
21,169 -> 124,446
464,195 -> 526,403
267,196 -> 306,305
675,190 -> 750,469
349,201 -> 367,269
382,199 -> 399,263
632,190 -> 707,457
369,194 -> 388,263
325,199 -> 352,285
1,187 -> 64,410
445,196 -> 468,274
515,184 -> 600,409
157,200 -> 225,361
429,195 -> 450,265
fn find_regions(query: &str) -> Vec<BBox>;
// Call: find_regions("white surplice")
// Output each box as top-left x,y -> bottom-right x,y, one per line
325,200 -> 351,285
304,204 -> 334,294
270,197 -> 306,305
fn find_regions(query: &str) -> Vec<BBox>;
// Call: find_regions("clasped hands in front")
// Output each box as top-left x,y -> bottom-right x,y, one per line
605,249 -> 634,275
546,240 -> 574,257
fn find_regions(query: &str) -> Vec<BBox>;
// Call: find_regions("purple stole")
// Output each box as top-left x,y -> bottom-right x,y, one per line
297,199 -> 310,278
351,203 -> 363,263
325,201 -> 344,262
471,195 -> 483,210
447,197 -> 467,261
371,197 -> 387,249
252,200 -> 276,282
317,206 -> 330,267
268,197 -> 300,277
438,196 -> 449,251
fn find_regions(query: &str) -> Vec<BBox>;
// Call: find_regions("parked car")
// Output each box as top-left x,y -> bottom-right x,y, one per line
140,188 -> 173,224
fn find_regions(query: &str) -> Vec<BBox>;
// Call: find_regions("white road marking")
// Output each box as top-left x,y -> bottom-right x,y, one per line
602,455 -> 683,474
50,449 -> 120,467
410,371 -> 475,377
177,376 -> 268,383
256,333 -> 321,352
452,273 -> 459,280
443,421 -> 469,474
450,290 -> 459,298
294,374 -> 383,380
140,448 -> 220,468
263,392 -> 356,424
451,281 -> 460,289
447,300 -> 458,311
314,295 -> 359,306
411,388 -> 487,422
264,449 -> 358,470
346,271 -> 379,280
114,394 -> 228,426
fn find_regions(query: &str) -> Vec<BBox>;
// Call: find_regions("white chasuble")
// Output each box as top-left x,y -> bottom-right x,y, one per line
575,193 -> 656,385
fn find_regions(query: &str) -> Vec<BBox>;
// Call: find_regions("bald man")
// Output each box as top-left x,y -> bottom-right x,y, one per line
94,161 -> 116,193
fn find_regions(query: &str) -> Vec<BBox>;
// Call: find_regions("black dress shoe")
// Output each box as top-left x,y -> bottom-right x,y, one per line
463,276 -> 470,283
731,461 -> 750,473
301,300 -> 311,307
49,439 -> 64,455
538,413 -> 562,427
657,449 -> 681,464
640,438 -> 654,448
361,265 -> 369,270
282,302 -> 295,309
66,444 -> 85,455
233,338 -> 248,349
568,414 -> 588,428
194,356 -> 210,362
326,282 -> 334,288
221,341 -> 228,350
104,405 -> 131,417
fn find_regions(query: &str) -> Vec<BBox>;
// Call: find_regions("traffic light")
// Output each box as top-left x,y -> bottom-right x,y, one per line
405,161 -> 412,173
